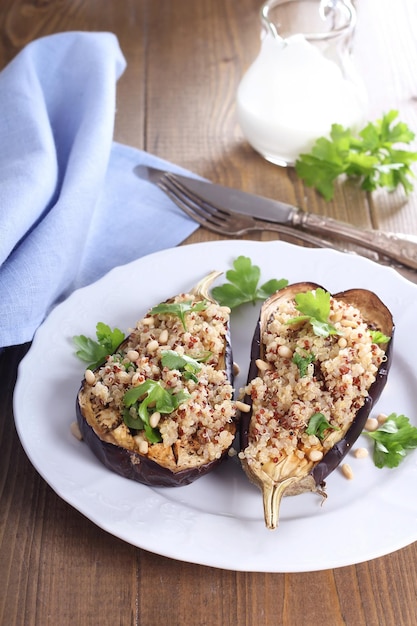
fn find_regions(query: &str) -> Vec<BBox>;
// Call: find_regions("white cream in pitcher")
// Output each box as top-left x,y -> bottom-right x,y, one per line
237,31 -> 367,166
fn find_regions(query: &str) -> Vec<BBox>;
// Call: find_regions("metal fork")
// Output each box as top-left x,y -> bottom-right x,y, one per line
155,172 -> 417,283
157,173 -> 349,251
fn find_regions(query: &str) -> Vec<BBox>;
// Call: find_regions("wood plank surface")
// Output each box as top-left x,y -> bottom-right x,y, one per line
1,1 -> 417,625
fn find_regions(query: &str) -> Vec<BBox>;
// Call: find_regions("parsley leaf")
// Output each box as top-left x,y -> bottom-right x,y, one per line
287,288 -> 339,337
295,110 -> 417,200
211,256 -> 288,309
369,330 -> 391,345
161,349 -> 210,383
306,412 -> 339,440
365,413 -> 417,468
123,380 -> 191,443
73,322 -> 124,369
292,350 -> 315,377
149,300 -> 208,331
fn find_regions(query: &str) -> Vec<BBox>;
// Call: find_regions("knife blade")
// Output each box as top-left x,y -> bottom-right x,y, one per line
135,164 -> 295,223
134,164 -> 417,271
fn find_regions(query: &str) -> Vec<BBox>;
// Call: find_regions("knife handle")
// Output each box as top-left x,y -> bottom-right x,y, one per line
293,212 -> 417,271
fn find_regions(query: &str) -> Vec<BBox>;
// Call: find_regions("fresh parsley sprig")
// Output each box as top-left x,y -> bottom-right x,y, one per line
161,349 -> 211,383
292,349 -> 315,377
73,322 -> 125,370
369,330 -> 391,345
306,412 -> 339,440
211,256 -> 288,309
365,413 -> 417,468
287,288 -> 339,338
295,110 -> 417,200
149,300 -> 208,331
123,380 -> 191,443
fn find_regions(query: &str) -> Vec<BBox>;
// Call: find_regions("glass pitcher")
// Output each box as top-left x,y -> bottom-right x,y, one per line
236,0 -> 367,166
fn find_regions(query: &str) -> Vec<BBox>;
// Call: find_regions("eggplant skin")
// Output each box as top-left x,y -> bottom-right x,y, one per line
75,395 -> 229,487
241,282 -> 394,491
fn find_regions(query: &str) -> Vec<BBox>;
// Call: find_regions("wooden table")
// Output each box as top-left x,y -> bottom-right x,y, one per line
1,1 -> 417,624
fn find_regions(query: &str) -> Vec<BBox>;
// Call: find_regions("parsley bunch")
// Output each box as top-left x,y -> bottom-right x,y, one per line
295,110 -> 417,200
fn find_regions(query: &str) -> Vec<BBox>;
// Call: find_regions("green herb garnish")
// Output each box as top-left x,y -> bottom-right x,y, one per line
365,413 -> 417,468
295,110 -> 417,200
287,288 -> 339,337
292,350 -> 315,377
306,412 -> 339,440
211,256 -> 288,309
73,322 -> 125,369
161,349 -> 211,383
149,300 -> 208,331
369,330 -> 391,345
123,380 -> 191,443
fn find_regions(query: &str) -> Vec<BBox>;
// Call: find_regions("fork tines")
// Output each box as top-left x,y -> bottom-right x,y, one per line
159,174 -> 235,234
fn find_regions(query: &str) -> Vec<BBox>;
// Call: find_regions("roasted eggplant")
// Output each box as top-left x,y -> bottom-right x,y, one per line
76,272 -> 237,487
239,282 -> 394,529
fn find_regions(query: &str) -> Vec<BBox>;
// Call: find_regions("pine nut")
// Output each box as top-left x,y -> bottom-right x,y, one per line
149,411 -> 161,428
117,371 -> 131,384
159,329 -> 169,344
141,317 -> 155,326
205,304 -> 217,318
147,339 -> 159,352
85,369 -> 96,385
235,400 -> 251,413
364,417 -> 379,432
308,449 -> 323,462
255,358 -> 271,371
70,421 -> 83,441
341,463 -> 354,479
377,412 -> 388,425
277,345 -> 293,358
127,350 -> 139,362
138,440 -> 149,455
340,318 -> 357,328
354,447 -> 369,459
338,337 -> 347,349
131,372 -> 142,386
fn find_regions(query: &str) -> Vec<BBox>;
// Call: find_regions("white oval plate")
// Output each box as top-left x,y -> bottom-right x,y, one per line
14,240 -> 417,572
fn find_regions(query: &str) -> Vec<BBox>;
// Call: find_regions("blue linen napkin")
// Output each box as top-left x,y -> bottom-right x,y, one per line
0,31 -> 199,349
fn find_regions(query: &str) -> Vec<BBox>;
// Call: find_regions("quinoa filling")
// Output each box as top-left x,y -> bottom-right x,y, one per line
80,292 -> 237,470
239,293 -> 386,472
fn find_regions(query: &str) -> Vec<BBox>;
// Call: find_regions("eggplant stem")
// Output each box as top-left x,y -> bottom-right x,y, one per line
263,477 -> 300,530
191,271 -> 223,303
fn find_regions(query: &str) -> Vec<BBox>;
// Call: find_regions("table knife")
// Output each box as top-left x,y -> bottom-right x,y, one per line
135,164 -> 417,271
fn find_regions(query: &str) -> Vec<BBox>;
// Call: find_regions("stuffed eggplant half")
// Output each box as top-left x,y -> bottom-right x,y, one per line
76,272 -> 237,487
239,282 -> 394,530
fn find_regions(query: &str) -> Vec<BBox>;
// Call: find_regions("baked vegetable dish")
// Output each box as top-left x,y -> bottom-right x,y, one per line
76,272 -> 238,487
239,282 -> 393,529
